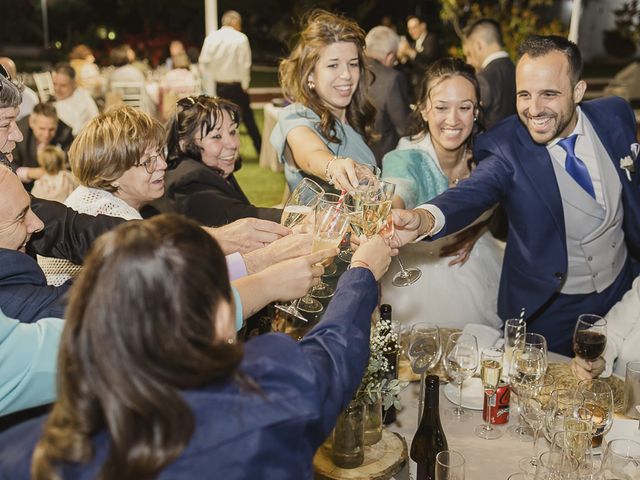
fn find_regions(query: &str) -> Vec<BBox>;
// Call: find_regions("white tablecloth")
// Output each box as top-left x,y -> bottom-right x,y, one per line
259,103 -> 283,172
389,352 -> 569,480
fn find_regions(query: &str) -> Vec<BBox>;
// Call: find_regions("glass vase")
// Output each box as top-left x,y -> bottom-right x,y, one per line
332,401 -> 365,469
364,396 -> 383,445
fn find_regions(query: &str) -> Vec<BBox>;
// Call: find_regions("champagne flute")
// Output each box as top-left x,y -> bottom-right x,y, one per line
443,332 -> 479,417
408,323 -> 441,423
279,177 -> 324,229
275,179 -> 324,321
337,164 -> 380,263
599,438 -> 640,480
311,193 -> 342,281
518,398 -> 546,474
361,181 -> 395,238
435,450 -> 465,480
508,342 -> 546,441
573,314 -> 607,364
291,203 -> 351,317
577,379 -> 614,450
475,347 -> 504,440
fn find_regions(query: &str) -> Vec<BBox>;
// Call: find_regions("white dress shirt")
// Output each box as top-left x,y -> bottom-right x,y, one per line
199,26 -> 251,90
54,88 -> 99,136
481,50 -> 510,70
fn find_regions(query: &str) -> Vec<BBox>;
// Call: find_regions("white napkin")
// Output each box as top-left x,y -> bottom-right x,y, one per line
462,323 -> 502,353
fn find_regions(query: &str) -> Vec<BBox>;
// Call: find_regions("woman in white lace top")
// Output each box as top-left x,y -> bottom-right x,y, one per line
38,106 -> 167,285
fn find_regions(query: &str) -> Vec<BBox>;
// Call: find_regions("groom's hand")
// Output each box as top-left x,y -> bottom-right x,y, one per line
390,208 -> 435,253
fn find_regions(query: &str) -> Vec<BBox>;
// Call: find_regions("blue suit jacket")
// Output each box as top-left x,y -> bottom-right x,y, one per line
0,267 -> 377,479
429,97 -> 640,321
0,249 -> 69,323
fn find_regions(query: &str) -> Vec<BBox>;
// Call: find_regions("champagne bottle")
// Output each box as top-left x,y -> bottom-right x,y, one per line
380,304 -> 397,425
410,375 -> 448,480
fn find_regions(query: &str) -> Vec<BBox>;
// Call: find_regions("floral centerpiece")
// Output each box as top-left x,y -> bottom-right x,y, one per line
354,312 -> 408,444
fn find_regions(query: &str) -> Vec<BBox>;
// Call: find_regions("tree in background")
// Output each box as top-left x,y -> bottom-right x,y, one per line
440,0 -> 567,59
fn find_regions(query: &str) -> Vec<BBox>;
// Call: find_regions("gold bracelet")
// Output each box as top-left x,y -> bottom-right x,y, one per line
349,260 -> 371,271
324,155 -> 338,183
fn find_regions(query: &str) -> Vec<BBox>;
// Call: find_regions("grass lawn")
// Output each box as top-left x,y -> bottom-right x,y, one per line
235,107 -> 286,208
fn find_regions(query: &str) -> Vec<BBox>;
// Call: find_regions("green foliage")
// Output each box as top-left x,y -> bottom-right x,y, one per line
354,314 -> 408,409
612,0 -> 640,43
440,0 -> 567,60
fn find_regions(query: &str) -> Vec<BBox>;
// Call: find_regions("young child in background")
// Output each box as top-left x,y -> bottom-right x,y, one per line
30,145 -> 77,203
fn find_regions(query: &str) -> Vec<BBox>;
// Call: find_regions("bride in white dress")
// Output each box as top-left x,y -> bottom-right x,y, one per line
381,58 -> 503,330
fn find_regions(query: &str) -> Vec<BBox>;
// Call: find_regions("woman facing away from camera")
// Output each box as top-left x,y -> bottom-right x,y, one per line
270,9 -> 378,193
381,58 -> 503,330
0,214 -> 391,479
163,95 -> 281,227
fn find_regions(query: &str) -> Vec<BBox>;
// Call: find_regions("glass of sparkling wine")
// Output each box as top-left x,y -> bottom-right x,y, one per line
508,342 -> 546,440
309,194 -> 344,297
275,179 -> 324,321
361,181 -> 395,238
338,164 -> 380,263
279,178 -> 324,229
297,202 -> 351,314
475,347 -> 504,439
443,332 -> 478,417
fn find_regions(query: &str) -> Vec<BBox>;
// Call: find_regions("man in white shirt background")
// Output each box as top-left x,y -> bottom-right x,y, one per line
51,63 -> 99,136
199,10 -> 262,155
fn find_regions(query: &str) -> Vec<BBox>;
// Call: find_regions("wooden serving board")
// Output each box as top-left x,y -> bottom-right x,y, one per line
314,430 -> 407,480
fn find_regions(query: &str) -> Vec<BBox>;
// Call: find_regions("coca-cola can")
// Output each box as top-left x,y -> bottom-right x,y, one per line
482,382 -> 510,425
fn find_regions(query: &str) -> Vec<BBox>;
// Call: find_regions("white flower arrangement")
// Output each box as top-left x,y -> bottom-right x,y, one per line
620,155 -> 635,181
355,315 -> 408,410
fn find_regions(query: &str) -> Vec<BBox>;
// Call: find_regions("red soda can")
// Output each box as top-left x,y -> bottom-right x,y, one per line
482,382 -> 510,424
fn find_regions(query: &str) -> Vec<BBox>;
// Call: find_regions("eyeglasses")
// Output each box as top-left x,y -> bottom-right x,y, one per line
136,147 -> 166,174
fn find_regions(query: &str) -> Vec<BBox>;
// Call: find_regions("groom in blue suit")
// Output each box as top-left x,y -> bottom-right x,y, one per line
392,35 -> 640,355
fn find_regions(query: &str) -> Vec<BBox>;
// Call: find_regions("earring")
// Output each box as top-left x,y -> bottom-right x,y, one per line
307,78 -> 315,90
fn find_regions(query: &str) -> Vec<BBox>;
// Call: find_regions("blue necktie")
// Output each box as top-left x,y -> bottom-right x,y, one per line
557,134 -> 595,199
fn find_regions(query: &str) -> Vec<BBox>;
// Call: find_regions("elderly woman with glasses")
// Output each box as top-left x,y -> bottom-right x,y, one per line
163,95 -> 281,227
38,105 -> 168,286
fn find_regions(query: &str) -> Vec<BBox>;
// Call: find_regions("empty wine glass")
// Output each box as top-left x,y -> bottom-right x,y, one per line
408,323 -> 441,423
535,450 -> 578,479
475,347 -> 504,440
545,388 -> 584,438
518,398 -> 546,474
435,450 -> 465,480
599,438 -> 640,480
577,379 -> 614,450
443,332 -> 479,417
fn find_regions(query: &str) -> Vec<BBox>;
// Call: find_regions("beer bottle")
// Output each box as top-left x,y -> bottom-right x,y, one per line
380,304 -> 397,425
410,375 -> 448,480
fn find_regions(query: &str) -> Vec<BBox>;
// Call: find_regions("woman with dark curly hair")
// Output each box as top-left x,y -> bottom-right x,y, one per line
381,57 -> 503,330
164,95 -> 281,227
0,214 -> 391,479
270,9 -> 377,193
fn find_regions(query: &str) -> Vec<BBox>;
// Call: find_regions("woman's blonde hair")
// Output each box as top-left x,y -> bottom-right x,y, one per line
278,9 -> 376,144
69,106 -> 165,192
37,145 -> 67,175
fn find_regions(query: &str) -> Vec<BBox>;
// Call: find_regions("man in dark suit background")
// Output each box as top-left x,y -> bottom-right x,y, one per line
463,19 -> 516,129
12,102 -> 72,189
392,36 -> 640,355
365,26 -> 412,167
398,16 -> 441,97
